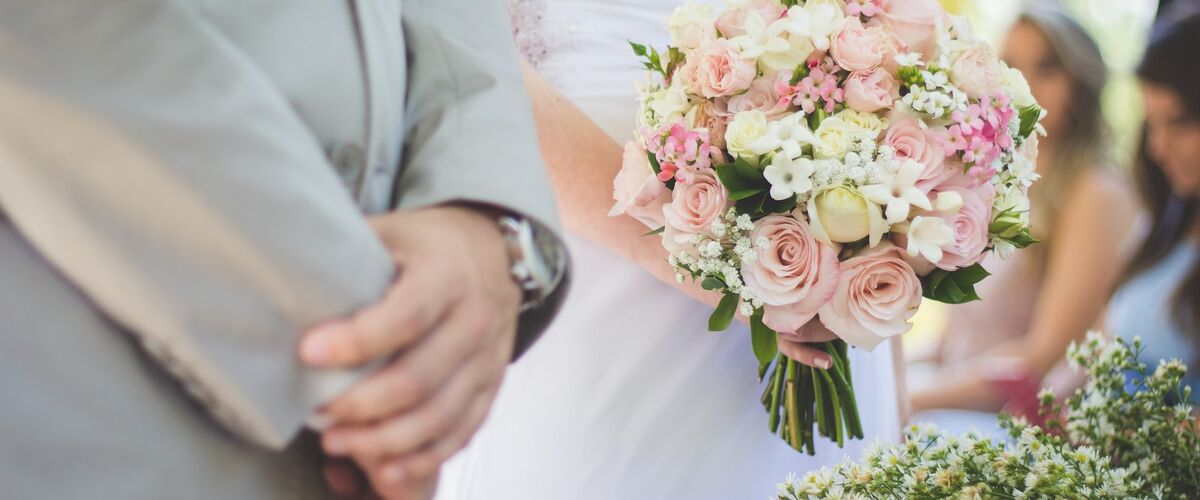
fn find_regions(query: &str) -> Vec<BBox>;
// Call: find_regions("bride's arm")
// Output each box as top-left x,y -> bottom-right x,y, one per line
517,60 -> 834,367
517,60 -> 711,306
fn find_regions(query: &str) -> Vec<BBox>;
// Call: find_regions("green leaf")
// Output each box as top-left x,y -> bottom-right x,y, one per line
1008,230 -> 1040,249
729,188 -> 767,201
1018,104 -> 1043,139
715,158 -> 768,193
701,276 -> 726,291
642,226 -> 665,237
750,311 -> 779,370
646,151 -> 662,176
629,41 -> 648,57
709,293 -> 739,332
765,194 -> 798,214
921,263 -> 991,305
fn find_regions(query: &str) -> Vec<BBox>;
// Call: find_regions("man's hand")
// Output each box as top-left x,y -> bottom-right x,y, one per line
299,206 -> 522,493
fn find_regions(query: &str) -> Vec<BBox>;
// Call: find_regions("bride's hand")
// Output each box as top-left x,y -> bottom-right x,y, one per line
776,321 -> 837,370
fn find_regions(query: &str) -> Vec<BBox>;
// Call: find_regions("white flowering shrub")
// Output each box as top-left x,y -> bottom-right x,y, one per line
777,333 -> 1200,499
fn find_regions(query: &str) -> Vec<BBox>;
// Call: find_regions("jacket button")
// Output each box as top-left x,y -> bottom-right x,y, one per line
331,143 -> 366,185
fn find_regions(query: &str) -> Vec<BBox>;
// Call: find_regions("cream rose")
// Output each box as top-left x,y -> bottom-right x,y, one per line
807,186 -> 886,245
743,215 -> 841,332
844,68 -> 900,113
817,242 -> 922,350
813,117 -> 859,159
947,41 -> 1003,99
725,110 -> 770,160
830,18 -> 887,72
835,109 -> 888,139
610,141 -> 671,229
662,169 -> 731,253
668,2 -> 718,50
1001,63 -> 1037,109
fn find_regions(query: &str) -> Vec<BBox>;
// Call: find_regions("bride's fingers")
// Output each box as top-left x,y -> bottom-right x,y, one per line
782,321 -> 839,343
777,338 -> 832,370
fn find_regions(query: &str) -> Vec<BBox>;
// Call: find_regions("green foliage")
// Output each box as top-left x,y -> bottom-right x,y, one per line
921,263 -> 991,305
708,292 -> 739,332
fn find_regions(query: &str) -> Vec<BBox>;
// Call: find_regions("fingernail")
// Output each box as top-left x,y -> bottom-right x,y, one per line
323,434 -> 349,455
301,330 -> 337,365
383,463 -> 406,485
815,357 -> 832,370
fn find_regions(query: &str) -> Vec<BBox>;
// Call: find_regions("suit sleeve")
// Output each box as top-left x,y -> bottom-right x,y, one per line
398,0 -> 570,358
0,1 -> 394,449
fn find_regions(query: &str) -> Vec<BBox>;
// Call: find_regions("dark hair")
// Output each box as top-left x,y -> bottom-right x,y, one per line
1119,12 -> 1200,333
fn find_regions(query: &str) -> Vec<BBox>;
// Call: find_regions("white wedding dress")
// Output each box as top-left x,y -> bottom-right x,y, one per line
437,2 -> 901,499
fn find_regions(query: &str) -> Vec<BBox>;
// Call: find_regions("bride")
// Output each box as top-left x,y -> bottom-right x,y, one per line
438,1 -> 904,498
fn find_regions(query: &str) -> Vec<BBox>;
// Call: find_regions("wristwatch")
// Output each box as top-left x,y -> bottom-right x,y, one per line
497,215 -> 567,312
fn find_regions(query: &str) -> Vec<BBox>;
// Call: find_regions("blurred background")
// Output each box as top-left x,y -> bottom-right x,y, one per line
908,0 -> 1161,357
904,0 -> 1200,439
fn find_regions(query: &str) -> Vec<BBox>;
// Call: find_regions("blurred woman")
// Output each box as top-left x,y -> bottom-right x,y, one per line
909,5 -> 1139,423
1106,11 -> 1200,404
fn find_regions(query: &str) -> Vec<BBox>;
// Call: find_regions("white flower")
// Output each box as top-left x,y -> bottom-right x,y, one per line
725,110 -> 770,160
730,10 -> 816,73
763,153 -> 817,200
1002,63 -> 1038,109
934,191 -> 963,214
799,1 -> 844,52
749,113 -> 818,158
895,52 -> 923,67
859,159 -> 932,223
667,2 -> 716,50
646,81 -> 693,127
903,216 -> 954,263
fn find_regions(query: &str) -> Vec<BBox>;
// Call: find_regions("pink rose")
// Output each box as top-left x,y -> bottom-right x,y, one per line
742,215 -> 841,333
610,141 -> 671,229
843,68 -> 899,113
817,242 -> 922,350
662,169 -> 731,253
948,42 -> 1003,99
927,181 -> 993,271
685,39 -> 758,99
877,0 -> 946,58
720,78 -> 789,120
715,0 -> 787,38
830,18 -> 887,72
884,112 -> 951,193
688,102 -> 730,151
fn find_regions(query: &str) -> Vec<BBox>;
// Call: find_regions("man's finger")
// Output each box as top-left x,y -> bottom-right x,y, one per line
300,265 -> 453,368
322,303 -> 487,423
323,458 -> 369,500
383,384 -> 496,481
322,352 -> 484,461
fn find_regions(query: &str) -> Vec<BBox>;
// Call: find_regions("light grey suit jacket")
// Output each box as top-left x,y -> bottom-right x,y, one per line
0,1 -> 560,498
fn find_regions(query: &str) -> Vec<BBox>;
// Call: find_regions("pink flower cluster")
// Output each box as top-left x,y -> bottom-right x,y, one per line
650,122 -> 716,184
942,93 -> 1016,181
777,66 -> 845,115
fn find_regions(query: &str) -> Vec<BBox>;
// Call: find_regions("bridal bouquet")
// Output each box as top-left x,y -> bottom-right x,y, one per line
610,0 -> 1044,454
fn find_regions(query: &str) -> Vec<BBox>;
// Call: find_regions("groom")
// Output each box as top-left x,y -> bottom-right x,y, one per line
0,1 -> 565,499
